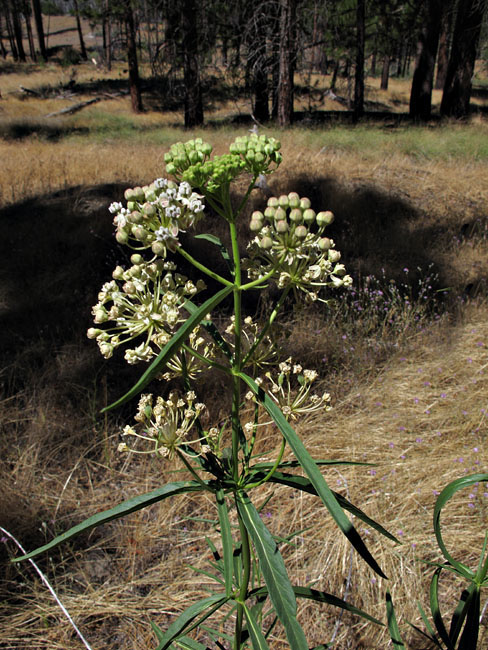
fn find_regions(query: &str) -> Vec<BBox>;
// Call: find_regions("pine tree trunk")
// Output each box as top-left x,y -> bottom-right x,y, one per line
380,55 -> 390,90
103,0 -> 112,70
441,0 -> 487,118
409,0 -> 443,120
434,2 -> 452,89
277,0 -> 296,127
72,0 -> 87,60
5,8 -> 18,60
182,0 -> 203,127
249,2 -> 269,122
31,0 -> 46,60
23,6 -> 36,61
11,2 -> 26,62
125,0 -> 143,113
352,0 -> 365,121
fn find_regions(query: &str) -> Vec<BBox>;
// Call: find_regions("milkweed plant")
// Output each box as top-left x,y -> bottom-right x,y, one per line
13,135 -> 486,649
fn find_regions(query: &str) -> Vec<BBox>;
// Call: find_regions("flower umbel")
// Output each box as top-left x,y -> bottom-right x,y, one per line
121,391 -> 206,459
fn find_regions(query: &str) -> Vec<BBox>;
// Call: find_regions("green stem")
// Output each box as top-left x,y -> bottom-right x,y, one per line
244,437 -> 286,489
229,217 -> 243,483
242,285 -> 291,367
235,176 -> 258,219
180,342 -> 232,375
176,449 -> 211,492
234,500 -> 252,650
177,246 -> 233,287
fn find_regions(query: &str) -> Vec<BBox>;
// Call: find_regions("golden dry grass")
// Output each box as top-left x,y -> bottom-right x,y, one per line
1,58 -> 488,649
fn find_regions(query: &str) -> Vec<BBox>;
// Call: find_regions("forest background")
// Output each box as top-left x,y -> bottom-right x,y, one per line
1,0 -> 488,649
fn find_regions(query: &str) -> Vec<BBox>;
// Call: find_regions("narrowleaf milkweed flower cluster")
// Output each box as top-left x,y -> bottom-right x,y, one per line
120,391 -> 208,458
87,257 -> 206,364
244,193 -> 352,302
89,134 -> 349,462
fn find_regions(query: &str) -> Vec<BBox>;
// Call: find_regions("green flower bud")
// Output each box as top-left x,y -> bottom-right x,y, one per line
151,241 -> 166,256
133,187 -> 145,202
288,192 -> 300,208
252,210 -> 264,222
116,229 -> 129,245
127,201 -> 136,211
143,202 -> 156,216
274,207 -> 287,221
303,208 -> 316,224
316,210 -> 334,226
264,206 -> 276,220
275,219 -> 288,233
128,211 -> 142,224
132,226 -> 147,241
124,188 -> 135,201
300,197 -> 311,210
94,308 -> 108,323
166,163 -> 177,175
328,249 -> 341,263
201,142 -> 212,156
130,254 -> 143,265
333,263 -> 347,277
267,197 -> 279,208
250,219 -> 263,232
87,327 -> 102,339
123,281 -> 136,294
289,208 -> 303,223
112,265 -> 125,279
295,225 -> 308,239
278,195 -> 289,208
318,237 -> 332,251
129,265 -> 142,278
99,342 -> 114,358
260,236 -> 273,249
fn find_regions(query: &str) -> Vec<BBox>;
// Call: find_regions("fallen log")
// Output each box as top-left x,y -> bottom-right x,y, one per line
45,97 -> 101,117
19,85 -> 42,96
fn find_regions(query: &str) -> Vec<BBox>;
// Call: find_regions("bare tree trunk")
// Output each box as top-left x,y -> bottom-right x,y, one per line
441,0 -> 487,117
380,55 -> 390,90
0,14 -> 7,58
24,9 -> 37,61
31,0 -> 46,60
409,0 -> 443,120
248,2 -> 269,122
277,0 -> 297,127
435,0 -> 453,90
182,0 -> 203,127
72,0 -> 88,60
4,7 -> 18,60
103,0 -> 112,70
10,2 -> 26,61
352,0 -> 365,121
125,0 -> 143,113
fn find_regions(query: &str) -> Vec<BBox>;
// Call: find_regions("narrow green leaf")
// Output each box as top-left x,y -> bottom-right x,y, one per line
216,488 -> 234,597
416,602 -> 443,648
433,474 -> 488,579
249,585 -> 383,627
430,567 -> 454,649
102,285 -> 233,412
265,471 -> 399,543
13,481 -> 204,562
236,491 -> 309,650
243,603 -> 270,650
173,635 -> 208,650
239,372 -> 387,578
458,586 -> 480,650
385,591 -> 406,648
154,594 -> 228,650
252,459 -> 372,470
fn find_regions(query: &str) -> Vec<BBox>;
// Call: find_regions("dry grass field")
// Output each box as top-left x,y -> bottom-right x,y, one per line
0,48 -> 488,650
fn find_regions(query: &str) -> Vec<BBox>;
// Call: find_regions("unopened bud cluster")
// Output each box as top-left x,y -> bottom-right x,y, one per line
109,178 -> 205,258
165,134 -> 282,195
245,193 -> 352,301
88,258 -> 205,364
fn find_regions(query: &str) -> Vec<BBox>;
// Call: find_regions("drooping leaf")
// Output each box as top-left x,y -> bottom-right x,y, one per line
103,285 -> 233,412
265,471 -> 399,543
433,474 -> 488,579
430,567 -> 454,649
236,491 -> 309,650
13,481 -> 205,562
239,372 -> 387,578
